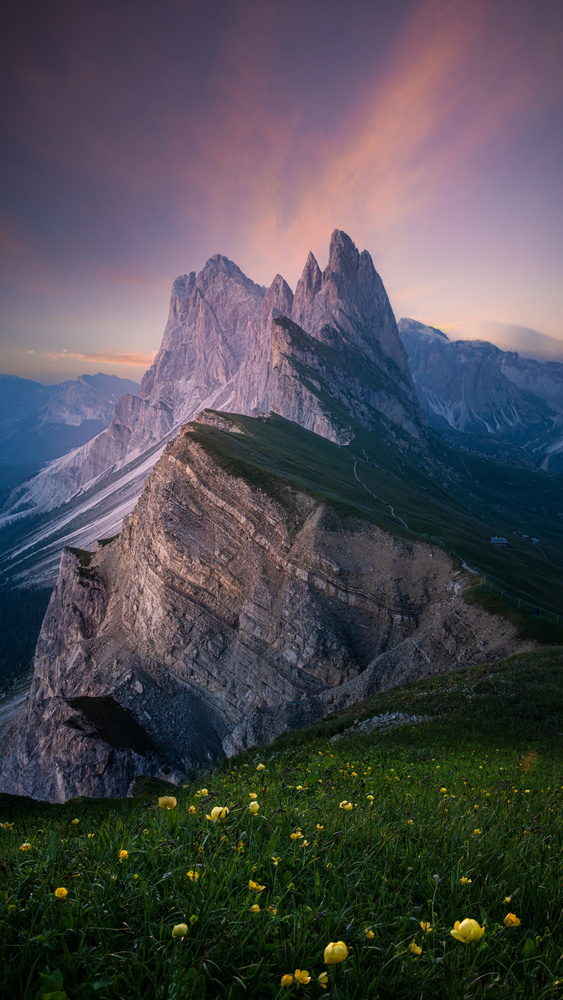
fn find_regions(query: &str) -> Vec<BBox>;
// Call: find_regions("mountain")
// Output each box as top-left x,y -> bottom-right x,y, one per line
398,319 -> 563,469
0,410 -> 539,802
0,232 -> 424,585
0,373 -> 140,497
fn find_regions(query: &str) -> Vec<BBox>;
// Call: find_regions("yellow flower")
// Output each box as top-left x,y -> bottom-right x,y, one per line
460,877 -> 472,884
249,801 -> 259,815
250,904 -> 260,913
365,929 -> 375,939
409,941 -> 422,955
171,923 -> 188,939
249,792 -> 257,799
420,921 -> 432,933
268,906 -> 278,916
440,787 -> 447,793
290,830 -> 303,840
187,870 -> 199,882
451,918 -> 485,943
249,879 -> 266,892
280,974 -> 294,987
339,800 -> 353,811
316,824 -> 324,830
158,796 -> 177,810
473,829 -> 481,835
294,969 -> 311,986
318,971 -> 328,989
20,842 -> 32,851
324,941 -> 348,964
54,887 -> 68,899
296,785 -> 304,790
256,763 -> 265,771
189,915 -> 198,925
188,805 -> 196,814
119,849 -> 128,862
195,788 -> 208,797
71,818 -> 80,825
134,874 -> 139,880
366,794 -> 374,802
87,833 -> 95,838
504,913 -> 521,927
504,896 -> 512,903
271,856 -> 281,865
206,806 -> 229,822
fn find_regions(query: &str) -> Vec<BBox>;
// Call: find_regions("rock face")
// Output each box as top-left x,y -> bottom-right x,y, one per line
399,319 -> 563,469
3,236 -> 417,513
0,413 -> 532,802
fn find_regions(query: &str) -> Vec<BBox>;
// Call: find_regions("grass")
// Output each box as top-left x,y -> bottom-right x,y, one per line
1,647 -> 562,999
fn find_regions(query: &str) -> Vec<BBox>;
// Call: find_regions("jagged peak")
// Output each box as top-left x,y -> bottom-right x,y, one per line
326,229 -> 360,280
398,318 -> 450,342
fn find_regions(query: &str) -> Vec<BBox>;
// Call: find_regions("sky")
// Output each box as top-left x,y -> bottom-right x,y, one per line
1,0 -> 562,384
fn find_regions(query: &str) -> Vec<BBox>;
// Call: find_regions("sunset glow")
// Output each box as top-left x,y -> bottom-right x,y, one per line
1,0 -> 562,381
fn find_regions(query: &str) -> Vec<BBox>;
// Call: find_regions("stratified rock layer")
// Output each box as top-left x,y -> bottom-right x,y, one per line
0,414 -> 531,801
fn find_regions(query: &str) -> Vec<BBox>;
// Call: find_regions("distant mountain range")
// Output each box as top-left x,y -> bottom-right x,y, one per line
0,372 -> 140,499
398,319 -> 563,470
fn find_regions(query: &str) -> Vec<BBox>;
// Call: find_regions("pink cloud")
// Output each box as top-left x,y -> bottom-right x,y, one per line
47,349 -> 157,367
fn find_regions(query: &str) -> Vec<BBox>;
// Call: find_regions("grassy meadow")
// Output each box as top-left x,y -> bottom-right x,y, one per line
1,647 -> 562,999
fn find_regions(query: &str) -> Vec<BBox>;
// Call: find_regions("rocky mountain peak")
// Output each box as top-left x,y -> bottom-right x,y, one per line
292,251 -> 322,324
326,228 -> 360,280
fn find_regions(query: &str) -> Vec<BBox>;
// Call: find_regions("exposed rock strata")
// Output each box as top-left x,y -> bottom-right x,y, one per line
0,416 -> 532,802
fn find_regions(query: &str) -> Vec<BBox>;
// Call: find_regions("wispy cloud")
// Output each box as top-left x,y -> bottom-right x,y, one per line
47,349 -> 157,367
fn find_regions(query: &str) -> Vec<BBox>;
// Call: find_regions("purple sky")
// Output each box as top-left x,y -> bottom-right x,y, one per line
1,0 -> 562,383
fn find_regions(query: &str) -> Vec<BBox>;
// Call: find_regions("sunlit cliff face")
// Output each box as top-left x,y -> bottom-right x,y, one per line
1,0 -> 562,382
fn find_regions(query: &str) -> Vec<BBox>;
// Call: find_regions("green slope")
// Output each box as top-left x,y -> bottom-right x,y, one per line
186,409 -> 563,616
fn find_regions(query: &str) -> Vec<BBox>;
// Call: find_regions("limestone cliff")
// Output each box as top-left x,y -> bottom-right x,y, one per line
0,412 -> 532,802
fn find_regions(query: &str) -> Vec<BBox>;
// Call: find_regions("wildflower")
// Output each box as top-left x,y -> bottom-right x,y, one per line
339,800 -> 353,811
504,913 -> 521,927
249,801 -> 259,815
187,870 -> 199,882
324,941 -> 348,964
271,856 -> 281,866
440,787 -> 447,793
54,887 -> 68,899
206,806 -> 229,822
504,896 -> 512,903
280,975 -> 294,987
365,929 -> 375,939
188,805 -> 196,814
134,874 -> 139,880
473,829 -> 481,836
171,923 -> 188,939
143,828 -> 149,834
451,919 -> 485,943
71,818 -> 80,825
158,796 -> 177,810
119,850 -> 128,862
20,842 -> 32,851
290,830 -> 303,840
87,833 -> 95,838
249,792 -> 257,799
296,785 -> 304,790
295,969 -> 311,986
256,763 -> 265,771
267,906 -> 278,916
248,879 -> 265,892
420,922 -> 432,933
195,788 -> 208,797
409,941 -> 422,955
250,904 -> 260,913
366,794 -> 374,802
318,971 -> 328,989
460,877 -> 472,884
316,824 -> 324,830
302,839 -> 310,846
